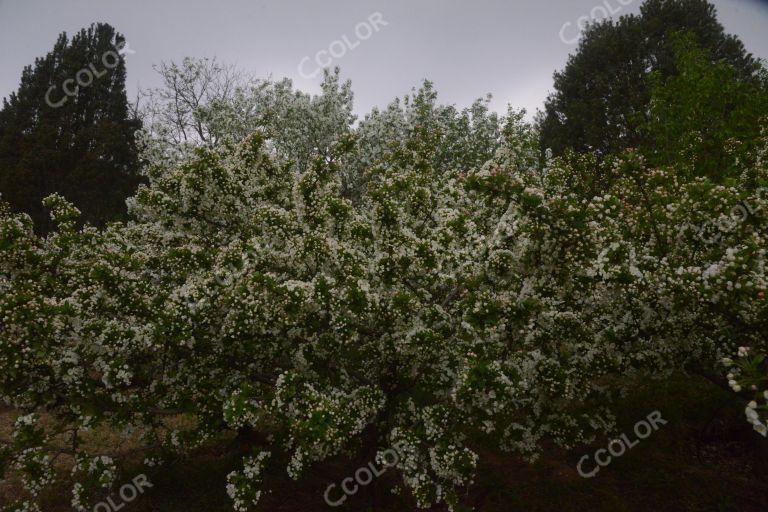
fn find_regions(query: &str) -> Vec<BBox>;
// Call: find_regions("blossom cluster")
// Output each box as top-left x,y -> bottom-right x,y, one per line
723,346 -> 768,436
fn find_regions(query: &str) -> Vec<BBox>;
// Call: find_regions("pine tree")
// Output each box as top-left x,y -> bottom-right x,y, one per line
0,23 -> 141,233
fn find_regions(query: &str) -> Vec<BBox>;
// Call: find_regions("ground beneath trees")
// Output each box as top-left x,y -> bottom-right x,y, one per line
2,375 -> 767,511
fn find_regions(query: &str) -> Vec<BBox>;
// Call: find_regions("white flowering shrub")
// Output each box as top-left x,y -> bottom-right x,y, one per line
227,450 -> 270,511
1,83 -> 767,511
70,456 -> 117,511
723,346 -> 768,436
0,415 -> 50,511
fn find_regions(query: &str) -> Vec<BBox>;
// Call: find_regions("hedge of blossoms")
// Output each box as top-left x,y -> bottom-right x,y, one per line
1,85 -> 767,511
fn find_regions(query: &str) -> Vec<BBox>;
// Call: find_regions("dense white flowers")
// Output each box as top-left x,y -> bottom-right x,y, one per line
1,81 -> 767,511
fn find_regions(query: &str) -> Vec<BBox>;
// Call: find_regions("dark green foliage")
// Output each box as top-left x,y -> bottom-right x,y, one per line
539,0 -> 762,159
0,23 -> 141,233
643,34 -> 768,182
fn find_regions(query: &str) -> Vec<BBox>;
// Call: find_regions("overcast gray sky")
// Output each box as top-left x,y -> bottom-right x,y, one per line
1,0 -> 767,119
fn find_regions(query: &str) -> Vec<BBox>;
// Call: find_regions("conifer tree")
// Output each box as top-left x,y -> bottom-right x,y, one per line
0,23 -> 141,232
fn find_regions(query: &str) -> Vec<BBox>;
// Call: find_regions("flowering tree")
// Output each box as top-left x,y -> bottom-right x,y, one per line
138,62 -> 514,203
139,63 -> 356,179
1,75 -> 767,511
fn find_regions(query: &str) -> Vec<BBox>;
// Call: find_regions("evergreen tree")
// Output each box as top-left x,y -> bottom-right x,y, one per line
0,23 -> 141,232
539,0 -> 762,158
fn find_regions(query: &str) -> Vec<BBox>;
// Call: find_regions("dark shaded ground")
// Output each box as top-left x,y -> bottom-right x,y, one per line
5,374 -> 768,511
